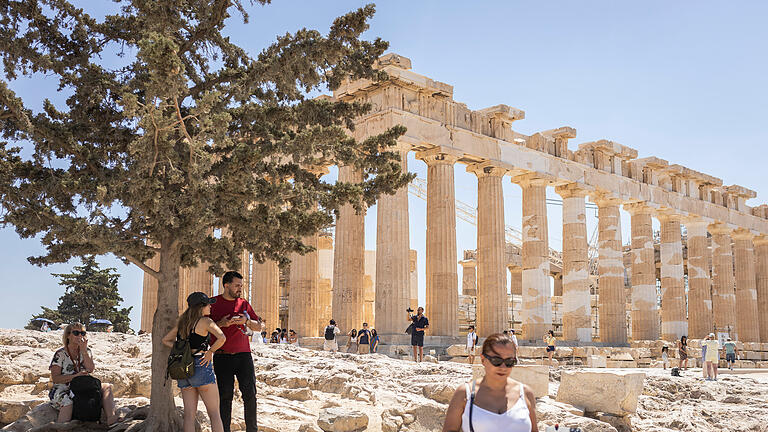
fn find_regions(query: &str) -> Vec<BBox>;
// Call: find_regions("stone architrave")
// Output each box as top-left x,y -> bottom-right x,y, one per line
685,219 -> 713,339
289,233 -> 319,337
658,213 -> 688,341
624,203 -> 658,341
375,145 -> 411,336
594,195 -> 627,344
754,236 -> 768,343
555,184 -> 591,342
470,163 -> 508,337
516,175 -> 552,340
416,148 -> 461,337
332,165 -> 366,333
709,223 -> 737,338
732,229 -> 760,342
251,259 -> 280,332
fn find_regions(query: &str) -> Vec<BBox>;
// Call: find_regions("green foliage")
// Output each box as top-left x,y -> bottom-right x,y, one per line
27,256 -> 133,333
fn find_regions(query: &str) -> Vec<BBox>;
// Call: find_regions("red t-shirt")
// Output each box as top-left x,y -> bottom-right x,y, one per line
209,295 -> 259,353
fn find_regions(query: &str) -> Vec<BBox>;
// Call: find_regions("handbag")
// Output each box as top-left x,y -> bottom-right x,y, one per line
405,323 -> 414,335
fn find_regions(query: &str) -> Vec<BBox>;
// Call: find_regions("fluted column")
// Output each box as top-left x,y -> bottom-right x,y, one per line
251,259 -> 280,331
754,236 -> 768,343
332,165 -> 366,332
417,149 -> 460,337
517,175 -> 551,340
317,234 -> 334,330
141,254 -> 160,333
188,262 -> 214,297
375,145 -> 411,335
658,213 -> 688,341
556,184 -> 591,342
289,233 -> 319,337
460,260 -> 477,296
732,229 -> 760,342
594,196 -> 627,344
471,164 -> 508,337
709,223 -> 737,338
508,266 -> 522,295
685,219 -> 713,339
624,203 -> 658,341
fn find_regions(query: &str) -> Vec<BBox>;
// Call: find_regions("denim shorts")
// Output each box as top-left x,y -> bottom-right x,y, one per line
177,356 -> 216,389
726,353 -> 736,362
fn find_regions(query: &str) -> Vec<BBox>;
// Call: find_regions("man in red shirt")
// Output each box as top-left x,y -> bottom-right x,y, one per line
209,271 -> 263,432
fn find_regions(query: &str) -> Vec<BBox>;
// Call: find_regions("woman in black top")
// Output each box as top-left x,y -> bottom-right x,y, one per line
163,292 -> 227,432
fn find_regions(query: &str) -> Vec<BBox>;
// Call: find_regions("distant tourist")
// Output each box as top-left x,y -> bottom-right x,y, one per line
703,333 -> 720,381
279,328 -> 288,344
260,331 -> 268,344
288,329 -> 298,346
49,323 -> 118,425
162,292 -> 226,432
701,334 -> 710,379
269,331 -> 279,344
346,328 -> 358,353
323,319 -> 341,352
723,337 -> 739,370
509,329 -> 519,362
544,330 -> 556,367
370,329 -> 380,353
408,307 -> 429,362
442,333 -> 537,432
466,325 -> 478,365
357,323 -> 372,354
661,346 -> 669,370
677,336 -> 688,370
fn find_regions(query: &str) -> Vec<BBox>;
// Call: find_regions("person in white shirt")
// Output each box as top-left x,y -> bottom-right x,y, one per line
466,326 -> 478,364
509,329 -> 519,362
323,319 -> 342,352
703,333 -> 721,381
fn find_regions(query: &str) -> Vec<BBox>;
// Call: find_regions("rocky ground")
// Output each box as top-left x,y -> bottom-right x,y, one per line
0,329 -> 766,431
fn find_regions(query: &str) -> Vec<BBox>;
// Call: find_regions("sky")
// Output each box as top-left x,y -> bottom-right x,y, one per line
1,1 -> 767,331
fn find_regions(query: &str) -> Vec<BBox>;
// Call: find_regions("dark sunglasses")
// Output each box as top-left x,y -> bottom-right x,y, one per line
71,330 -> 87,336
483,353 -> 517,368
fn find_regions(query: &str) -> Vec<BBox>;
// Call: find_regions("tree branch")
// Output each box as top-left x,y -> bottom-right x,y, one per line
124,254 -> 160,280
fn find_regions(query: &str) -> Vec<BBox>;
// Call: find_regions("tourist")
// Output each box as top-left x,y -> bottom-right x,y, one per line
466,325 -> 478,365
209,271 -> 263,432
357,323 -> 372,354
269,331 -> 279,343
279,328 -> 289,344
288,329 -> 298,346
346,328 -> 358,353
49,323 -> 118,425
323,319 -> 341,352
162,292 -> 226,432
408,307 -> 429,362
40,321 -> 50,332
723,337 -> 739,370
661,346 -> 669,370
370,329 -> 380,353
544,330 -> 556,367
703,332 -> 720,381
701,334 -> 710,379
260,331 -> 268,344
677,336 -> 688,370
510,329 -> 519,362
442,333 -> 538,432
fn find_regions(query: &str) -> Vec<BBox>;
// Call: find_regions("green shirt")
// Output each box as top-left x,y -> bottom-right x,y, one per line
723,341 -> 736,355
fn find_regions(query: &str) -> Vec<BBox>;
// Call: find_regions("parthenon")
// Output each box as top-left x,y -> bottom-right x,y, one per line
141,53 -> 768,346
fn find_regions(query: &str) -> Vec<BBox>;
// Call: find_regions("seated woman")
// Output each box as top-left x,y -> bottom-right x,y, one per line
49,323 -> 118,424
442,333 -> 538,432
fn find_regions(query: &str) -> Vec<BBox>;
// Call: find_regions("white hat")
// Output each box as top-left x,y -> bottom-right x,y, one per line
708,333 -> 715,338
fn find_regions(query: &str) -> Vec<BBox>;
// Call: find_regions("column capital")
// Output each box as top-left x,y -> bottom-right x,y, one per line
391,141 -> 413,153
753,235 -> 768,246
555,183 -> 589,199
511,173 -> 551,188
467,162 -> 507,178
590,192 -> 623,208
306,165 -> 330,176
708,222 -> 733,236
415,147 -> 462,165
655,210 -> 683,222
623,202 -> 654,216
459,259 -> 477,268
731,228 -> 755,241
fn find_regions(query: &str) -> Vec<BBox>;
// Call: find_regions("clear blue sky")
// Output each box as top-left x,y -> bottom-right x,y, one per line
2,1 -> 767,330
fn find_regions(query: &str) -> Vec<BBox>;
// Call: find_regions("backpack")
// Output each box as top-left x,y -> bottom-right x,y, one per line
70,375 -> 102,422
324,325 -> 336,341
166,319 -> 199,380
671,367 -> 681,377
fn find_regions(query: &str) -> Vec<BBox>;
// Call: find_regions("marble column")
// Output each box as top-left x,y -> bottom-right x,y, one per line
685,219 -> 713,339
375,145 -> 411,335
188,262 -> 214,297
317,234 -> 334,330
140,254 -> 160,333
517,175 -> 551,340
251,259 -> 280,332
732,229 -> 760,342
556,185 -> 591,342
289,233 -> 319,337
658,213 -> 688,341
471,164 -> 508,337
594,196 -> 627,344
332,165 -> 366,333
417,149 -> 460,337
754,236 -> 768,343
709,223 -> 737,338
460,260 -> 477,296
508,266 -> 522,295
625,203 -> 658,341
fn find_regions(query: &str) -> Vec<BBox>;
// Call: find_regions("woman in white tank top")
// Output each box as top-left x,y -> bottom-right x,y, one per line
442,333 -> 538,432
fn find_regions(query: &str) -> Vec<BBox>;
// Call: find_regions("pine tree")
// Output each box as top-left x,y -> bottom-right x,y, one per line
0,2 -> 411,429
27,257 -> 133,333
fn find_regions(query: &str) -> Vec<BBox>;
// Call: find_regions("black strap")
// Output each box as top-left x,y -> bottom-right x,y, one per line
469,380 -> 476,432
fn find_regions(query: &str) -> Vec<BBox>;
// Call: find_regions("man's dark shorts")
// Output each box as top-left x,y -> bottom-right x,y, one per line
546,345 -> 555,353
411,332 -> 424,347
726,353 -> 736,362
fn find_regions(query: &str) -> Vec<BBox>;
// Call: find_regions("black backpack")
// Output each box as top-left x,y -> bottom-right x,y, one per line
324,325 -> 336,341
671,367 -> 681,377
70,375 -> 102,422
166,319 -> 199,380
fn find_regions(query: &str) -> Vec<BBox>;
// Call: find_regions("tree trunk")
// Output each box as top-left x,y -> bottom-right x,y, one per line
144,239 -> 183,431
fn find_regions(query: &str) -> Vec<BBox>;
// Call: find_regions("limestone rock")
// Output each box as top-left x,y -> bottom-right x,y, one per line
423,355 -> 439,363
587,355 -> 607,368
556,370 -> 645,415
317,407 -> 368,432
422,383 -> 455,404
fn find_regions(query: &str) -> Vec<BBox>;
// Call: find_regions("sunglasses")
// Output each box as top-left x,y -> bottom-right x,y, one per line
71,330 -> 87,336
483,353 -> 517,368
